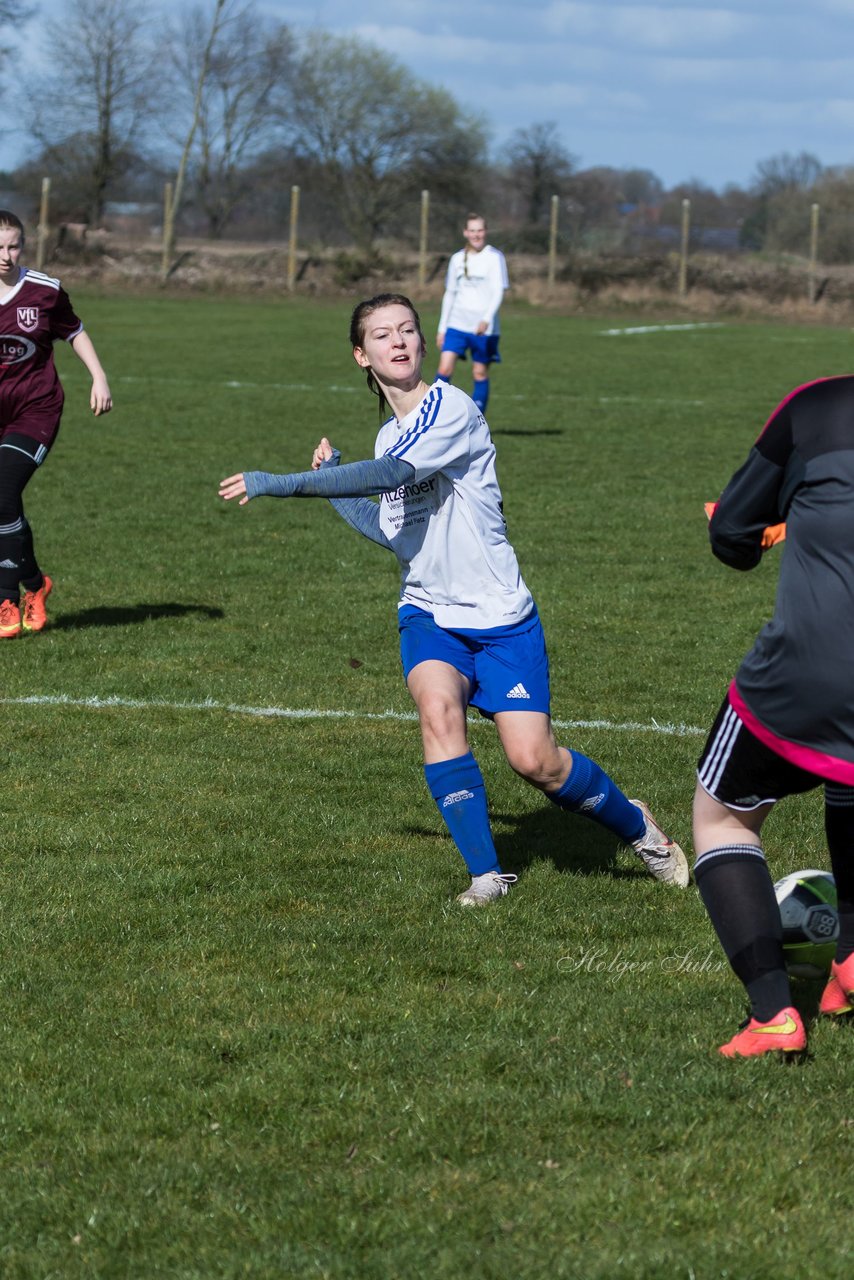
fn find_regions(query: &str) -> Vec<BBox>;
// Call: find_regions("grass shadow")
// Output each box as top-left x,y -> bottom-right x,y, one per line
404,804 -> 646,881
493,803 -> 639,880
50,602 -> 224,630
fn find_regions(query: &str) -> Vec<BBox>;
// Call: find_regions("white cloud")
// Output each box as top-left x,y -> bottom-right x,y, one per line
352,25 -> 524,68
352,24 -> 613,75
703,96 -> 854,131
483,79 -> 649,121
542,2 -> 751,49
815,0 -> 854,14
816,98 -> 854,128
647,56 -> 753,85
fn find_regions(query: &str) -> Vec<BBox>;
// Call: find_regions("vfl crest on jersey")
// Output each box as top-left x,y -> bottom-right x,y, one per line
17,307 -> 39,332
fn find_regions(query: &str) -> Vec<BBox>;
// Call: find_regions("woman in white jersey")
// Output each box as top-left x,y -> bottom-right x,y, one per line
436,213 -> 507,417
220,294 -> 687,903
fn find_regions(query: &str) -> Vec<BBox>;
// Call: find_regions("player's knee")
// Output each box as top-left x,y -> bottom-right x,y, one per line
504,742 -> 560,788
416,690 -> 465,742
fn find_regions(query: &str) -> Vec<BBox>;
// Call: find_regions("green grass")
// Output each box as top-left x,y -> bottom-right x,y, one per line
2,295 -> 853,1277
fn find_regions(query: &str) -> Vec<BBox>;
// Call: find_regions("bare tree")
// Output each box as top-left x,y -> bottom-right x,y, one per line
0,1 -> 33,94
161,0 -> 228,274
27,0 -> 158,224
165,0 -> 294,238
752,151 -> 823,197
504,122 -> 575,226
744,151 -> 824,251
288,31 -> 487,252
620,169 -> 664,208
563,167 -> 625,245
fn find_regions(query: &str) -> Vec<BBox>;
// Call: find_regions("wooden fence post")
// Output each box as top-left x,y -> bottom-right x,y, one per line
161,182 -> 174,278
808,202 -> 820,303
417,190 -> 429,290
547,194 -> 559,291
287,184 -> 300,292
678,198 -> 691,297
36,177 -> 50,271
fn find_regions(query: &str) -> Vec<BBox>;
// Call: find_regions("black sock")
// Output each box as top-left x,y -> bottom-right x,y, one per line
0,529 -> 22,602
0,441 -> 40,598
16,519 -> 40,588
824,786 -> 854,964
695,844 -> 791,1021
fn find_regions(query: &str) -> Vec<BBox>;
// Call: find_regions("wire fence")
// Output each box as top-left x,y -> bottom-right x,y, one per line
29,174 -> 854,304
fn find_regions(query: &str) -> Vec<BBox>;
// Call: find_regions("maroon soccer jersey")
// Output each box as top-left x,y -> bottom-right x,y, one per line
0,267 -> 83,441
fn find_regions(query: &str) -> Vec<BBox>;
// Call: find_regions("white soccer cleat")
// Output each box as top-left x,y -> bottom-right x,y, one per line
629,800 -> 690,888
455,871 -> 518,906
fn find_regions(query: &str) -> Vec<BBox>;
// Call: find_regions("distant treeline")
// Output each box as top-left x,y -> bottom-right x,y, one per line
4,1 -> 854,262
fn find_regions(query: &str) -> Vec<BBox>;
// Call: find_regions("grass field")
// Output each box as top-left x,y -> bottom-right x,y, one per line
2,293 -> 853,1278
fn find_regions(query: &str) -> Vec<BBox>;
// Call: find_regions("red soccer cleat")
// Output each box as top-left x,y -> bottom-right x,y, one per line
719,1006 -> 806,1059
21,574 -> 52,633
819,955 -> 854,1018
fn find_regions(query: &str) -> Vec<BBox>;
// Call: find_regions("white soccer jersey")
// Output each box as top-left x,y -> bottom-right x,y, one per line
437,245 -> 509,337
376,382 -> 533,630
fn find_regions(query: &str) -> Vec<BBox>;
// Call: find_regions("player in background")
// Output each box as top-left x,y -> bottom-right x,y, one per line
696,376 -> 854,1058
0,210 -> 112,638
220,293 -> 688,904
436,213 -> 508,417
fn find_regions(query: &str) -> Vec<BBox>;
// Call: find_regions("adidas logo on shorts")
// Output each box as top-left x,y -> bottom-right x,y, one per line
506,683 -> 531,700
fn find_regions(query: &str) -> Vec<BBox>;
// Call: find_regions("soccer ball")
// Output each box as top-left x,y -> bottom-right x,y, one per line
774,869 -> 839,979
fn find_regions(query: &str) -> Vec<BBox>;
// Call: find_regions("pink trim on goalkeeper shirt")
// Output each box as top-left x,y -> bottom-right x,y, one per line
728,682 -> 854,785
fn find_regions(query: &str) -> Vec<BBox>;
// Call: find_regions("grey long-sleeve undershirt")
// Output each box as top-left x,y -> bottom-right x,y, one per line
243,451 -> 414,550
318,451 -> 395,549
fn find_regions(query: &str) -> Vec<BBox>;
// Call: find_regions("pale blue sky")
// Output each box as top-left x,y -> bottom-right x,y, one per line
7,0 -> 854,191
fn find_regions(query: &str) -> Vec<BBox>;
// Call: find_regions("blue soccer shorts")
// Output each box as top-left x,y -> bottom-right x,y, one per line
398,603 -> 550,716
441,328 -> 502,365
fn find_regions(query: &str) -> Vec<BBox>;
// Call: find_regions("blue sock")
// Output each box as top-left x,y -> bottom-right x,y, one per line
548,750 -> 644,844
472,377 -> 489,413
436,372 -> 451,384
424,752 -> 500,876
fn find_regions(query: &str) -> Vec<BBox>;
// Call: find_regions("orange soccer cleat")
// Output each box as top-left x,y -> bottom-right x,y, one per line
21,574 -> 52,633
0,597 -> 21,638
718,1006 -> 806,1059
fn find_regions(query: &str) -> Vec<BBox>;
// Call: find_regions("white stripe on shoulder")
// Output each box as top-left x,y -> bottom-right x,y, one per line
23,267 -> 61,290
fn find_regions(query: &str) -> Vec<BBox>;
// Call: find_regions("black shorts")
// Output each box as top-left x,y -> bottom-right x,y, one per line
697,697 -> 827,810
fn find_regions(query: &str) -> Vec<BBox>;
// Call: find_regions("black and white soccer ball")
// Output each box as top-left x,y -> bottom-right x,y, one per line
774,869 -> 839,979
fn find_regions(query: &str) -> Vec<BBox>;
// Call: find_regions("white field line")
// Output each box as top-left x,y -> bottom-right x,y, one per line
118,375 -> 358,392
599,322 -> 725,336
116,375 -> 709,407
1,693 -> 705,738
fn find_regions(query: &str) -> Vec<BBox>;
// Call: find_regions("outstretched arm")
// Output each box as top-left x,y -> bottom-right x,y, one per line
219,453 -> 414,505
